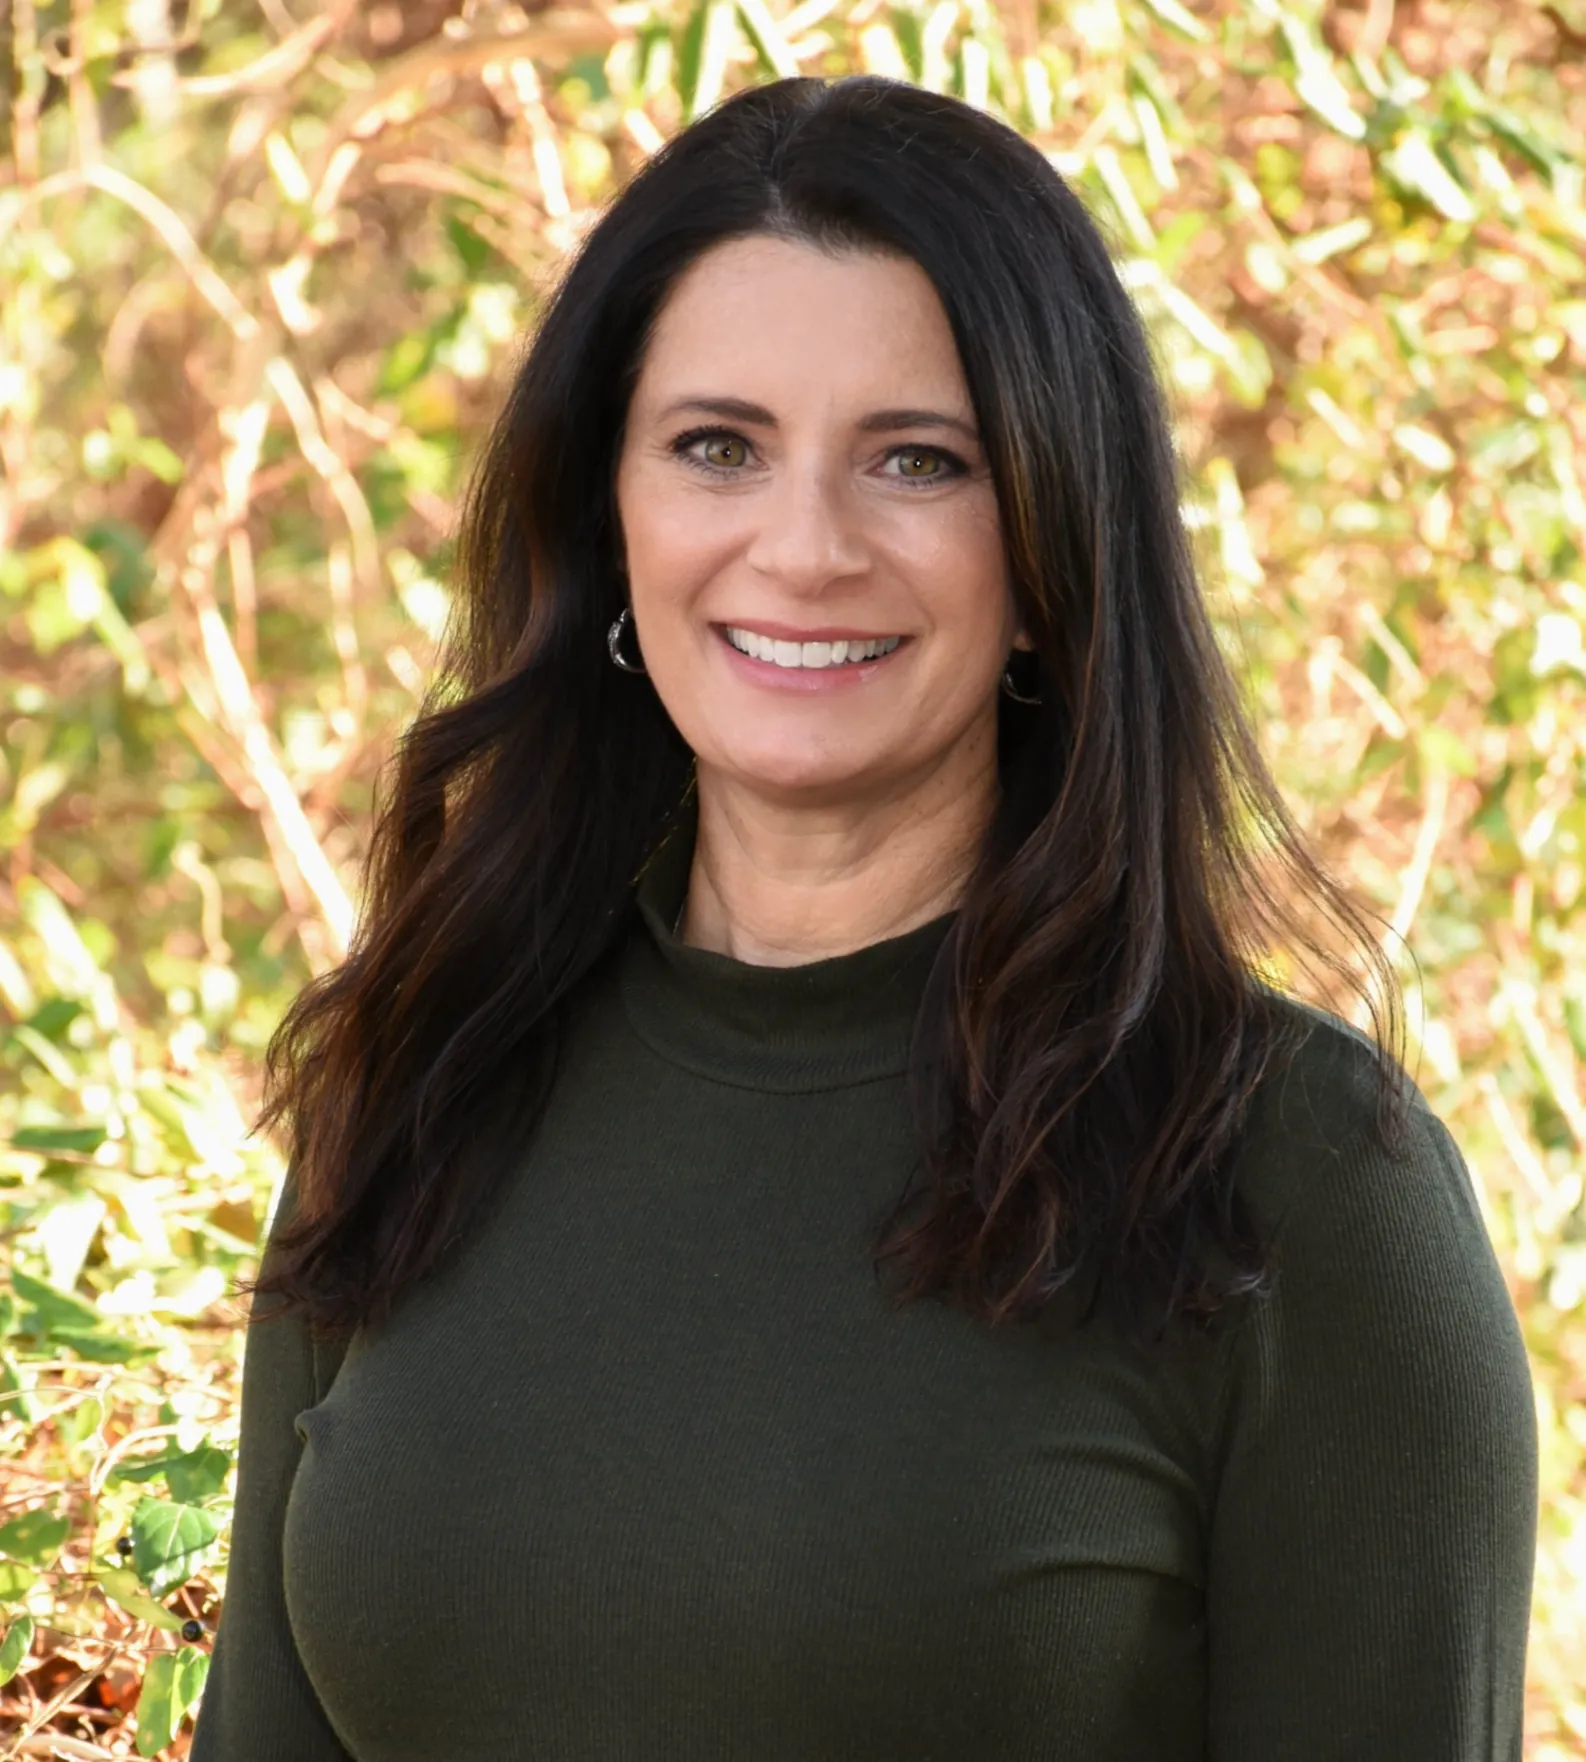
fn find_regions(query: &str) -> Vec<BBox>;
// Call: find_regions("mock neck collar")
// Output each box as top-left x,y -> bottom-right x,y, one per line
620,807 -> 956,1094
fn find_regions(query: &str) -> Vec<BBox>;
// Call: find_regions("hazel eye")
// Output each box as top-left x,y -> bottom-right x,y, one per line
701,434 -> 748,468
894,447 -> 946,479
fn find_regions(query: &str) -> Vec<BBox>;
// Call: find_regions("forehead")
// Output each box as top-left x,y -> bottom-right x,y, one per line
631,235 -> 971,411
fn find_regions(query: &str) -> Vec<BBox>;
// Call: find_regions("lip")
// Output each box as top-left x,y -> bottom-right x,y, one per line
712,624 -> 908,692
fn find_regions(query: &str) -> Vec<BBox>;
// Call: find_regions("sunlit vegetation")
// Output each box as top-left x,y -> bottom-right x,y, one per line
2,0 -> 1583,1752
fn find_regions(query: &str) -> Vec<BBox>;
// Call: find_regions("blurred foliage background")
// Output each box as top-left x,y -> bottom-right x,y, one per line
1,0 -> 1582,1752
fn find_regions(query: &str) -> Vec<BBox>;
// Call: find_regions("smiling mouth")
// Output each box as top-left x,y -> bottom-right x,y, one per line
722,626 -> 904,670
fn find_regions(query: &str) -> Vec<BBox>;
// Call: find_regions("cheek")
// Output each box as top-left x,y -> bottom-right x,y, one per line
902,498 -> 1012,646
618,464 -> 733,600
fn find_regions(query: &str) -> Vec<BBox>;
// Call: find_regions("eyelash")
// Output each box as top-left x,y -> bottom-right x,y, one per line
668,426 -> 969,486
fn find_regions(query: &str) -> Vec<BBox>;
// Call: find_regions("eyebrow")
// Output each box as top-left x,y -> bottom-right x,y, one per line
655,394 -> 979,442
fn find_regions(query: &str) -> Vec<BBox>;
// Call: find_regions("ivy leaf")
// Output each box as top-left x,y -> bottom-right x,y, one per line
135,1653 -> 178,1755
110,1452 -> 186,1484
0,1614 -> 34,1687
165,1444 -> 231,1503
135,1645 -> 210,1755
97,1567 -> 184,1634
0,1354 -> 38,1425
4,1270 -> 143,1362
50,1325 -> 151,1364
8,1266 -> 99,1334
0,1507 -> 71,1566
9,1123 -> 107,1155
129,1499 -> 219,1598
112,1442 -> 231,1501
0,1561 -> 38,1605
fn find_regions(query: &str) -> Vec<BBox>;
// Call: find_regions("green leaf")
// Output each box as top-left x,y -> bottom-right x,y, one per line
1138,0 -> 1208,39
166,1444 -> 232,1504
135,1652 -> 178,1755
175,1645 -> 210,1720
0,1561 -> 38,1604
0,1507 -> 71,1566
98,1568 -> 185,1633
20,997 -> 81,1040
0,1355 -> 40,1426
736,0 -> 798,77
1381,127 -> 1475,223
49,1325 -> 151,1364
134,1645 -> 210,1755
1564,995 -> 1586,1064
0,1614 -> 34,1687
112,1443 -> 232,1502
57,1393 -> 105,1447
377,329 -> 433,395
1418,723 -> 1477,778
1482,110 -> 1566,184
111,1452 -> 187,1484
674,0 -> 708,117
9,1123 -> 107,1154
9,1266 -> 100,1335
130,1499 -> 219,1597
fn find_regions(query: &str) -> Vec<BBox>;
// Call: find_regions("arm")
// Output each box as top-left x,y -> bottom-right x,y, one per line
1206,1105 -> 1537,1761
190,1188 -> 355,1762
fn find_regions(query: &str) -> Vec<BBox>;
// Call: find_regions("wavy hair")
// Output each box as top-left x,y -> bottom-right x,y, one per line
251,75 -> 1405,1338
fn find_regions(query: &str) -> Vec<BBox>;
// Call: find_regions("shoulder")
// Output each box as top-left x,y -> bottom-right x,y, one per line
1229,989 -> 1448,1240
1203,1014 -> 1536,1760
1215,995 -> 1533,1483
1223,993 -> 1527,1406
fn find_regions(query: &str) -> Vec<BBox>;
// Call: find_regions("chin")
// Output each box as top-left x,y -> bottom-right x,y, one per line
708,743 -> 885,802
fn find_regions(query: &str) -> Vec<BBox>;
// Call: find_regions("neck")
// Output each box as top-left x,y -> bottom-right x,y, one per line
678,752 -> 996,966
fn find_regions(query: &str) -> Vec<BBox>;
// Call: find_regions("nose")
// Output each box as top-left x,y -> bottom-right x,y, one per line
742,454 -> 870,594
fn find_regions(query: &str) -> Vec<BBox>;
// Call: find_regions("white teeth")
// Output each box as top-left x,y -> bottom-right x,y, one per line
724,627 -> 901,669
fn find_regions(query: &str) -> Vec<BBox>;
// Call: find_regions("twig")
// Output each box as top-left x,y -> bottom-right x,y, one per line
1479,1074 -> 1561,1218
66,0 -> 102,171
1501,982 -> 1586,1150
1387,763 -> 1450,947
327,541 -> 369,731
309,16 -> 621,174
226,527 -> 258,676
267,358 -> 382,605
372,156 -> 540,222
169,10 -> 337,97
1541,4 -> 1586,57
11,0 -> 43,192
14,1733 -> 119,1758
6,1645 -> 129,1754
1357,0 -> 1395,61
24,165 -> 259,341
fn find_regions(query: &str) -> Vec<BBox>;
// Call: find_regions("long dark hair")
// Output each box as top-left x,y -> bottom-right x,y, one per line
252,75 -> 1405,1339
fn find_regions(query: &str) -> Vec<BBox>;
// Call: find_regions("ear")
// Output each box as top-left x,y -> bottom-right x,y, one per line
1011,628 -> 1036,652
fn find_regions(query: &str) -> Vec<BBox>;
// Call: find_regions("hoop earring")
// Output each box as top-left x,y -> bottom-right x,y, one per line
1000,666 -> 1040,706
607,606 -> 647,675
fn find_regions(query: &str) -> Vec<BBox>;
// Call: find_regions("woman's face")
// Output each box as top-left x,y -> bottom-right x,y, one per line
615,234 -> 1021,808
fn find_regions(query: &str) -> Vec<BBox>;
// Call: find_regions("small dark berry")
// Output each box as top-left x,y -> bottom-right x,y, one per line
115,1536 -> 133,1556
181,1619 -> 204,1642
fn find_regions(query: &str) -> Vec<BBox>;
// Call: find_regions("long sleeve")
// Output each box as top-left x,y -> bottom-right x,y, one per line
190,1189 -> 355,1762
1205,1101 -> 1537,1759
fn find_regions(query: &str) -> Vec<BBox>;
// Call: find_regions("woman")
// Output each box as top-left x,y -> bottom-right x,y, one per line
191,76 -> 1536,1761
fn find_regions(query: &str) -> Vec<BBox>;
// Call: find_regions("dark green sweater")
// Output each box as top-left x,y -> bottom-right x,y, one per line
191,832 -> 1537,1761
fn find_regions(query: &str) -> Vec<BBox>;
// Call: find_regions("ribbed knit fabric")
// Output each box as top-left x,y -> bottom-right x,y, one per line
190,825 -> 1537,1761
